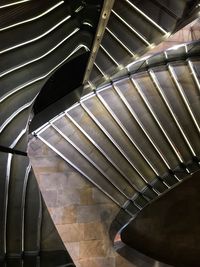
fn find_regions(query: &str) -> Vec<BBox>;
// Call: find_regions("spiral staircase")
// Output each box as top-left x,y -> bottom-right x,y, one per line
1,0 -> 200,266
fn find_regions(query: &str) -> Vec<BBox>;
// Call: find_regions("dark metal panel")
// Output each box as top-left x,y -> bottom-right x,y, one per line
24,169 -> 41,255
0,17 -> 79,75
132,71 -> 181,169
154,67 -> 200,156
0,152 -> 10,258
112,80 -> 168,176
0,4 -> 71,53
83,95 -> 151,188
6,154 -> 29,256
0,107 -> 31,147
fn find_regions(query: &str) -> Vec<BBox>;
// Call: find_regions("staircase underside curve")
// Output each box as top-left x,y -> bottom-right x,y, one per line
86,0 -> 200,86
0,0 -> 200,266
0,0 -> 102,264
32,41 -> 200,265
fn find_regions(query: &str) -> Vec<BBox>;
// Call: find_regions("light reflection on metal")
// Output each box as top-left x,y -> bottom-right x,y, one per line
75,5 -> 84,13
106,27 -> 135,56
94,62 -> 108,78
162,180 -> 170,189
21,163 -> 31,252
112,10 -> 151,46
0,44 -> 90,102
188,60 -> 200,93
10,128 -> 27,149
0,15 -> 71,55
0,100 -> 34,133
100,44 -> 120,66
0,0 -> 30,9
80,100 -> 144,190
51,122 -> 135,199
80,91 -> 95,102
148,70 -> 184,163
0,1 -> 64,32
4,153 -> 13,254
66,109 -> 126,174
83,21 -> 93,27
113,83 -> 161,176
37,135 -> 124,208
129,78 -> 171,170
83,0 -> 115,84
33,122 -> 50,136
126,55 -> 151,69
87,80 -> 96,90
150,69 -> 196,157
168,64 -> 200,135
124,0 -> 168,35
132,76 -> 180,169
66,110 -> 139,191
96,90 -> 151,185
0,28 -> 80,78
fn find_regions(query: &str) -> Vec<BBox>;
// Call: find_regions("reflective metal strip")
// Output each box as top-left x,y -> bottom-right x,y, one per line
82,21 -> 93,27
168,64 -> 200,135
148,70 -> 184,163
75,5 -> 84,13
150,69 -> 196,156
113,83 -> 162,177
0,28 -> 80,78
51,122 -> 134,199
4,153 -> 13,253
94,62 -> 108,77
0,44 -> 89,102
100,44 -> 120,66
0,0 -> 30,8
21,163 -> 31,252
132,76 -> 179,169
124,0 -> 168,35
0,15 -> 71,54
80,99 -> 151,187
83,0 -> 115,84
0,100 -> 34,133
37,135 -> 124,208
112,9 -> 151,46
65,111 -> 141,192
0,1 -> 64,31
87,80 -> 96,90
188,60 -> 200,94
9,128 -> 27,149
106,27 -> 135,56
96,91 -> 152,184
37,186 -> 42,251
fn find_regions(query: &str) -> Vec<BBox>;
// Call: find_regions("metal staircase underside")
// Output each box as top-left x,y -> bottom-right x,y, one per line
86,0 -> 200,86
0,0 -> 200,264
35,41 -> 200,219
